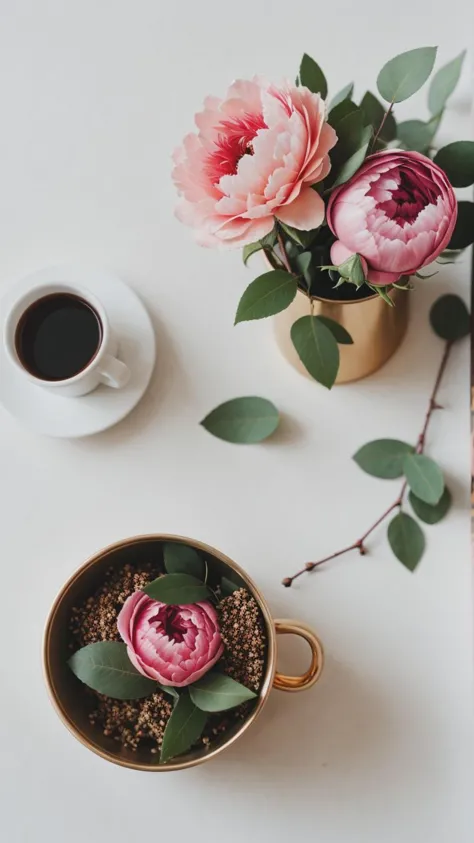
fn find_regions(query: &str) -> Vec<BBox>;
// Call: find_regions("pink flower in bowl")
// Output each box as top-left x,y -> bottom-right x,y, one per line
172,78 -> 337,248
327,150 -> 457,286
117,592 -> 224,687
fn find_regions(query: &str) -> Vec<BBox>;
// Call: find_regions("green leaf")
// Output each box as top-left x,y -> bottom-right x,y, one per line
429,294 -> 470,341
164,542 -> 204,578
158,683 -> 180,700
387,512 -> 425,571
353,439 -> 414,479
242,241 -> 263,265
220,576 -> 241,597
201,396 -> 280,444
189,673 -> 257,712
276,221 -> 317,248
68,642 -> 157,700
234,270 -> 297,324
299,53 -> 328,99
403,453 -> 444,505
291,315 -> 339,389
144,573 -> 211,605
436,249 -> 464,265
409,487 -> 452,524
397,120 -> 434,153
428,50 -> 466,115
329,82 -> 354,111
359,91 -> 397,141
315,316 -> 353,345
448,202 -> 474,250
335,253 -> 367,287
160,692 -> 208,763
330,108 -> 365,164
332,125 -> 372,187
328,98 -> 358,129
434,141 -> 474,188
377,46 -> 437,103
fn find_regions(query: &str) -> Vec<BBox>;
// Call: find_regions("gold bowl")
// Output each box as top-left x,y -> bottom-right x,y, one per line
43,534 -> 324,772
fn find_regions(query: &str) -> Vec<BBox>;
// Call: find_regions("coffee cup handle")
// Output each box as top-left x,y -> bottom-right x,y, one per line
99,354 -> 130,389
273,619 -> 324,692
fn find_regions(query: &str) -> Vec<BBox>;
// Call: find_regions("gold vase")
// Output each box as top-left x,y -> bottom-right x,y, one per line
274,286 -> 409,384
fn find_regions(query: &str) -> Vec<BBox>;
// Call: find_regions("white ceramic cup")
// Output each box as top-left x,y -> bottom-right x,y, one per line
3,283 -> 130,397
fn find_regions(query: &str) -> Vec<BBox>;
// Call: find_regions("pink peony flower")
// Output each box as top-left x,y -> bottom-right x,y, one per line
172,78 -> 337,248
117,592 -> 224,687
327,150 -> 457,285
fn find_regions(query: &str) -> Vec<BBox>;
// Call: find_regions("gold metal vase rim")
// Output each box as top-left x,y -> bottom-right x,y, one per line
43,533 -> 322,772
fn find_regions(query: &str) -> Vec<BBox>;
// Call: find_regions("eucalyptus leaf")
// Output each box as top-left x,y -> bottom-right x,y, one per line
201,396 -> 280,444
328,98 -> 358,129
291,315 -> 339,389
164,543 -> 204,578
330,108 -> 365,166
397,120 -> 434,153
329,82 -> 354,111
160,692 -> 208,763
359,91 -> 397,141
403,453 -> 444,505
295,251 -> 312,280
387,512 -> 425,571
299,53 -> 328,98
242,242 -> 264,265
428,50 -> 466,115
235,271 -> 297,324
220,576 -> 241,597
448,202 -> 474,250
315,316 -> 353,345
190,673 -> 257,712
144,573 -> 211,605
429,294 -> 470,341
377,46 -> 437,103
353,439 -> 414,479
332,125 -> 372,187
434,141 -> 474,188
409,487 -> 452,524
68,642 -> 157,700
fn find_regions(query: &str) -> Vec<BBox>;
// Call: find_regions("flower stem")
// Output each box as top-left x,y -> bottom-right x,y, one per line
371,101 -> 394,151
276,228 -> 294,275
282,340 -> 453,587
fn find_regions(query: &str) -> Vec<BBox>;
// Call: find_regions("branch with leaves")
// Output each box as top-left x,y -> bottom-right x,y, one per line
282,294 -> 470,586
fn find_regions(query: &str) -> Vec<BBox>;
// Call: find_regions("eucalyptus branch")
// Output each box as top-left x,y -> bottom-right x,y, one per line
282,340 -> 453,587
371,100 -> 394,150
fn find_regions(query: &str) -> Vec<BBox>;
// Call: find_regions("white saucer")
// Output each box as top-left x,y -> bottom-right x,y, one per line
0,265 -> 156,438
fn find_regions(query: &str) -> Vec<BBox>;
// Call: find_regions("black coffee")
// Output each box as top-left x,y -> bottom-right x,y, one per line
15,293 -> 102,381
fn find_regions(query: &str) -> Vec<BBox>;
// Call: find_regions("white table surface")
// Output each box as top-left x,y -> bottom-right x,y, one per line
0,2 -> 473,841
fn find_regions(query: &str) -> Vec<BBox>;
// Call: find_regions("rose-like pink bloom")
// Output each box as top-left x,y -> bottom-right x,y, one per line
117,592 -> 224,687
327,150 -> 457,285
172,78 -> 337,248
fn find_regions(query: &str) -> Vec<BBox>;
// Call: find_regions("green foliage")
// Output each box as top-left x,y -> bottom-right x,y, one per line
299,53 -> 328,98
329,82 -> 354,111
314,316 -> 353,345
387,512 -> 425,571
359,91 -> 397,141
377,46 -> 437,103
429,294 -> 470,341
220,576 -> 241,597
291,315 -> 340,388
200,396 -> 280,444
189,673 -> 257,712
164,543 -> 205,578
235,271 -> 297,324
68,642 -> 157,700
428,50 -> 466,115
242,242 -> 264,265
353,439 -> 414,479
409,487 -> 452,524
160,692 -> 208,763
328,99 -> 358,128
397,120 -> 434,153
434,141 -> 474,188
448,202 -> 474,250
402,454 -> 444,505
332,125 -> 372,186
144,573 -> 211,604
295,251 -> 313,289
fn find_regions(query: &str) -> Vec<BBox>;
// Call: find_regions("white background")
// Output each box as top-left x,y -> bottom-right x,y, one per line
0,2 -> 473,841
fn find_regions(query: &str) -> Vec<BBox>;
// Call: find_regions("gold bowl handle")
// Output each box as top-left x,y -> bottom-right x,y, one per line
273,619 -> 324,692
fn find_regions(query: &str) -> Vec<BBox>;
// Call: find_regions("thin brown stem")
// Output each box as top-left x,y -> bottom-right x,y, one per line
371,101 -> 394,150
282,341 -> 453,587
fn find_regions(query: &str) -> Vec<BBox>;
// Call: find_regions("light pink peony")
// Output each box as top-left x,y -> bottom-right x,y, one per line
172,78 -> 337,248
327,150 -> 457,285
117,592 -> 224,687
